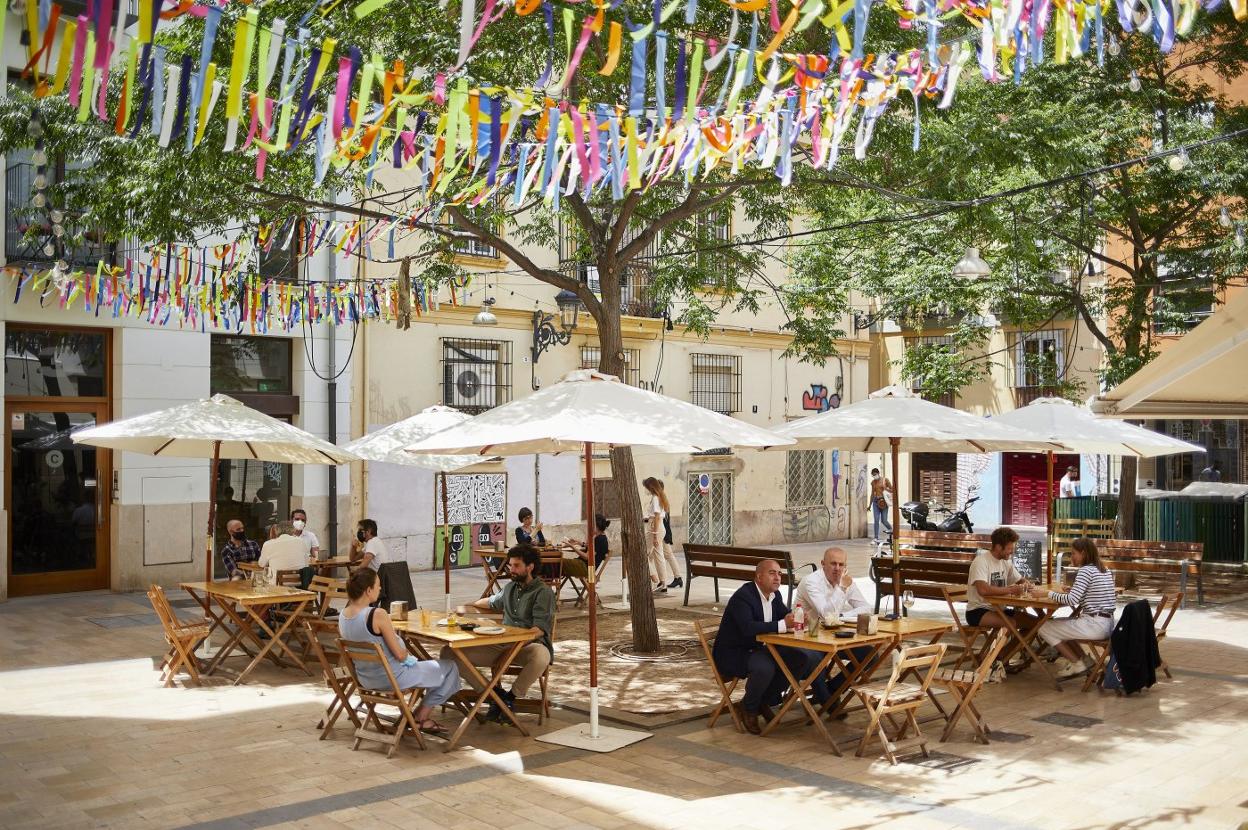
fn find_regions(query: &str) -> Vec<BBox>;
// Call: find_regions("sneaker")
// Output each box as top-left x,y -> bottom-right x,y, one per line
1055,658 -> 1089,680
487,689 -> 517,723
986,662 -> 1007,684
668,578 -> 683,589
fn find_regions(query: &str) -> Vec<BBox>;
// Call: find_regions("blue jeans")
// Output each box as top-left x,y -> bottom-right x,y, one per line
803,646 -> 875,705
872,502 -> 892,539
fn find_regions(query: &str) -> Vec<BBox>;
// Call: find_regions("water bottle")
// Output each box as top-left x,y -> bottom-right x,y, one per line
793,602 -> 805,634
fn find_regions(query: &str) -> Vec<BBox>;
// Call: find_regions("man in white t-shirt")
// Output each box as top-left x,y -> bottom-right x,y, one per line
966,526 -> 1038,665
258,521 -> 310,584
290,508 -> 321,559
351,518 -> 390,571
1058,466 -> 1079,498
795,547 -> 874,705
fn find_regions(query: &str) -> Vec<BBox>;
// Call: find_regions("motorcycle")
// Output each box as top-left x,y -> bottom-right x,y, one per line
900,495 -> 979,533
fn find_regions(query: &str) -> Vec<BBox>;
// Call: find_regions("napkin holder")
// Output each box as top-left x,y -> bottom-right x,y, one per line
390,601 -> 408,621
856,613 -> 878,635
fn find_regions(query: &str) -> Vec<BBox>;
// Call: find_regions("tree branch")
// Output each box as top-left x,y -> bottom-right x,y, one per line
616,180 -> 751,265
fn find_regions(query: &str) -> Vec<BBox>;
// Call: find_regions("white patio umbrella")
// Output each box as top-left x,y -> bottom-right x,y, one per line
343,406 -> 484,610
992,397 -> 1204,580
766,386 -> 1065,603
403,370 -> 794,749
74,394 -> 359,585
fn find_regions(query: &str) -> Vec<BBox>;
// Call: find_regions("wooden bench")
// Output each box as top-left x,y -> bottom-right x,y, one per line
896,529 -> 991,560
682,544 -> 805,607
1057,539 -> 1204,606
870,556 -> 973,615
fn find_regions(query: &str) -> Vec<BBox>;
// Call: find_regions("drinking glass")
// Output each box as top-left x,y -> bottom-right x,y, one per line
902,590 -> 915,610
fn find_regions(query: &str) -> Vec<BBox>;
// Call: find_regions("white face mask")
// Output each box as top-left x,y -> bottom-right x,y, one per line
292,519 -> 306,531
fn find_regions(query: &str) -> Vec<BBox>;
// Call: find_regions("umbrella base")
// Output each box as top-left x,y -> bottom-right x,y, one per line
536,723 -> 652,753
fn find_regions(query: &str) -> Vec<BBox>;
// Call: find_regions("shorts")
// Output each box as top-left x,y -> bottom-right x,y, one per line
966,606 -> 1016,627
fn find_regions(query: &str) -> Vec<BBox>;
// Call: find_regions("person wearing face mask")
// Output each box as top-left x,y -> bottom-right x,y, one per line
451,545 -> 555,722
289,508 -> 321,560
350,519 -> 391,571
220,519 -> 261,580
870,468 -> 893,542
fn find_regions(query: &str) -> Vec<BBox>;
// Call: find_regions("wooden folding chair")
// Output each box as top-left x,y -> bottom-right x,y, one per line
147,585 -> 211,688
538,550 -> 564,592
338,639 -> 427,757
559,550 -> 611,608
274,576 -> 344,659
1154,592 -> 1182,679
474,612 -> 559,724
941,586 -> 995,672
854,643 -> 947,765
693,620 -> 744,733
304,620 -> 361,739
932,630 -> 1009,743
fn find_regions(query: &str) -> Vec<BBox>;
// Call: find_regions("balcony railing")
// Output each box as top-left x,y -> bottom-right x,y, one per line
561,261 -> 665,319
893,304 -> 968,331
5,163 -> 115,268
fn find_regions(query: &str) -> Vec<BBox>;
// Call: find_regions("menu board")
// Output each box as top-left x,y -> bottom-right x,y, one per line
1012,538 -> 1043,580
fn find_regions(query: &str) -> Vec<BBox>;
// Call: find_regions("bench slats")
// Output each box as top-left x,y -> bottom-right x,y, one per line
682,544 -> 799,606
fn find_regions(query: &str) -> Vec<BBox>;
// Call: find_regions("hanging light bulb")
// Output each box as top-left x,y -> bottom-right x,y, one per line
33,172 -> 48,190
49,208 -> 64,224
1168,149 -> 1190,172
1220,207 -> 1233,228
32,148 -> 48,166
1236,225 -> 1245,250
1128,70 -> 1142,92
31,192 -> 46,208
26,118 -> 43,139
1107,35 -> 1121,56
472,297 -> 499,326
52,224 -> 65,237
43,243 -> 56,257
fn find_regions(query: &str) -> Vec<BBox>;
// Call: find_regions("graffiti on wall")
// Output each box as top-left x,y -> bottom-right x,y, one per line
801,376 -> 843,412
435,473 -> 507,525
782,506 -> 832,542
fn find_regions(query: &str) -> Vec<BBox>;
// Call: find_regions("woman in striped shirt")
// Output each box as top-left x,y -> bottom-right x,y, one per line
1034,538 -> 1117,679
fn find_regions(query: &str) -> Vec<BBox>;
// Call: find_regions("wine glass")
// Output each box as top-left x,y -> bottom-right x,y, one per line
902,590 -> 915,611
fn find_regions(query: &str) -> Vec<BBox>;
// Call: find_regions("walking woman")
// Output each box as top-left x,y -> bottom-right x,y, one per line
338,569 -> 460,736
642,477 -> 681,593
1033,538 -> 1117,679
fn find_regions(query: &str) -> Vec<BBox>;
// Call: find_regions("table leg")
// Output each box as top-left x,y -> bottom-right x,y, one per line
231,600 -> 313,685
442,640 -> 531,752
822,642 -> 890,721
758,644 -> 842,756
996,607 -> 1061,691
198,596 -> 253,676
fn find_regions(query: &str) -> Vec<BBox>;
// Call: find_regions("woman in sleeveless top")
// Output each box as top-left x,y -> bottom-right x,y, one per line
339,569 -> 460,736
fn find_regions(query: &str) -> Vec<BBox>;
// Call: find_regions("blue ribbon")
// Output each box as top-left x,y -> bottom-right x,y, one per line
629,37 -> 648,116
673,38 -> 687,121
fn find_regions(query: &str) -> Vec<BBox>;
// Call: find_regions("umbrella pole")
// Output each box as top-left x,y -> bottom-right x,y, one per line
441,471 -> 452,614
584,441 -> 599,739
890,437 -> 901,616
205,440 -> 221,587
1046,451 -> 1055,585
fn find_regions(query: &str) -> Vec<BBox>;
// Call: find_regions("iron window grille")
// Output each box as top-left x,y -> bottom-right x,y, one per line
785,450 -> 826,508
690,353 -> 741,414
696,210 -> 732,288
443,195 -> 502,259
686,472 -> 734,545
441,338 -> 512,414
904,335 -> 957,407
580,345 -> 641,386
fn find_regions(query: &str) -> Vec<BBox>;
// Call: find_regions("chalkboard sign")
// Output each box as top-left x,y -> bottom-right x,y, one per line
1012,539 -> 1043,580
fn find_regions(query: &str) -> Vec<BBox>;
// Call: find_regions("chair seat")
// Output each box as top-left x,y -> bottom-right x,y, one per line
933,668 -> 976,685
857,680 -> 926,703
171,623 -> 211,637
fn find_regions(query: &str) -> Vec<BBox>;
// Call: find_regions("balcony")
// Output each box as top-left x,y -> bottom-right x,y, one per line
5,163 -> 115,268
893,303 -> 969,331
561,261 -> 665,319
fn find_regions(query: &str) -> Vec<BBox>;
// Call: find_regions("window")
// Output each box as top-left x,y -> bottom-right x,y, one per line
1010,329 -> 1064,406
558,217 -> 663,318
785,450 -> 826,508
581,346 -> 641,386
256,219 -> 303,284
904,335 -> 956,407
696,209 -> 732,287
4,329 -> 108,398
445,196 -> 502,259
4,146 -> 114,268
210,336 -> 293,394
582,477 -> 622,519
441,338 -> 512,413
690,353 -> 741,414
1153,256 -> 1215,334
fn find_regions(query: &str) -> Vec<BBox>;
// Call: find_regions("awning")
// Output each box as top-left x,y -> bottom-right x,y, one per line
1090,288 -> 1248,419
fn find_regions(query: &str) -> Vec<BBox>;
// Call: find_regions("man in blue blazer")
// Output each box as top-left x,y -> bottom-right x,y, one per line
712,559 -> 806,734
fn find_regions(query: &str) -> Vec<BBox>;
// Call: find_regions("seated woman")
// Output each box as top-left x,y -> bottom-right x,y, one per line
562,514 -> 610,581
1034,537 -> 1117,679
338,569 -> 460,736
515,507 -> 546,547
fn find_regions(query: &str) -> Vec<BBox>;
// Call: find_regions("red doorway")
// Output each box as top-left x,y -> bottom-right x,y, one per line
1001,453 -> 1080,526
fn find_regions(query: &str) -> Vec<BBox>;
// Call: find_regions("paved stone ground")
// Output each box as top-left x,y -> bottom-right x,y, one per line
2,538 -> 1247,830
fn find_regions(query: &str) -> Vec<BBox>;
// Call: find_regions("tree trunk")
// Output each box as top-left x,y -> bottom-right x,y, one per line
1115,455 -> 1138,540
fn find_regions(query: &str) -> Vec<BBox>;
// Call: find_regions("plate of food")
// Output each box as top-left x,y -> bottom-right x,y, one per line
474,625 -> 505,635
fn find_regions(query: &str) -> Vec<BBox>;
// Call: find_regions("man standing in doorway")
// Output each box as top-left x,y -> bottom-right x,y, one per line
870,469 -> 893,541
1059,466 -> 1080,498
290,508 -> 321,559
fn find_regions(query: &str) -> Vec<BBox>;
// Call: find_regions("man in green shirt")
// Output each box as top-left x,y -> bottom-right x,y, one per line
452,544 -> 555,722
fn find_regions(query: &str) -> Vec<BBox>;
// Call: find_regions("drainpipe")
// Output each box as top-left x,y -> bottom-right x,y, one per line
327,322 -> 338,557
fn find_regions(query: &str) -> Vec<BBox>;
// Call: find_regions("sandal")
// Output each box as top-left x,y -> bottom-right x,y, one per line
418,719 -> 450,737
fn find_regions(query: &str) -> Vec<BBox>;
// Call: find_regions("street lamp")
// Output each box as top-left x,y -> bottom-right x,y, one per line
472,297 -> 498,326
531,289 -> 580,368
951,246 -> 992,280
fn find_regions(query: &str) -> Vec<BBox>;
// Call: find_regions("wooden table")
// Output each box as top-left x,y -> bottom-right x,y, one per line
308,556 -> 354,575
395,616 -> 540,752
755,628 -> 894,754
471,549 -> 510,598
179,581 -> 316,685
984,585 -> 1064,691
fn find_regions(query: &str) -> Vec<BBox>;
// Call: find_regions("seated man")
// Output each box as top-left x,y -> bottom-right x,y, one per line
711,559 -> 805,735
220,519 -> 260,580
794,547 -> 874,706
258,521 -> 310,585
452,544 -> 555,721
967,526 -> 1039,666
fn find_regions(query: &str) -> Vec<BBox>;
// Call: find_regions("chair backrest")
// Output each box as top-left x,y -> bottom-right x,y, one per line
275,568 -> 303,587
879,643 -> 947,702
147,584 -> 180,634
940,585 -> 972,630
377,562 -> 417,609
338,638 -> 403,696
1153,592 -> 1183,634
304,619 -> 351,683
972,630 -> 1010,683
594,549 -> 612,580
309,576 -> 347,616
693,620 -> 720,671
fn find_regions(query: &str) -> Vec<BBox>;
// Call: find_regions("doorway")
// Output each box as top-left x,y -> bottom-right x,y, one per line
687,472 -> 734,545
1001,452 -> 1080,527
6,403 -> 111,595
